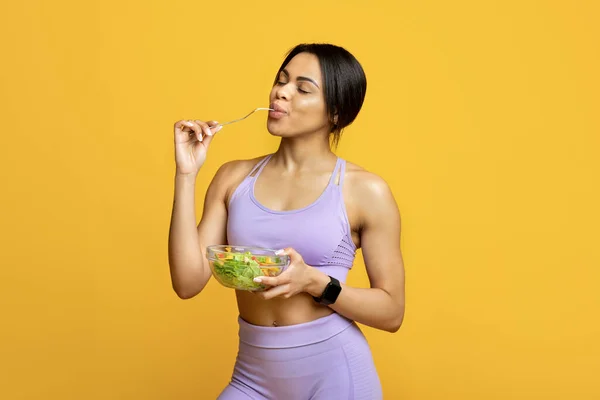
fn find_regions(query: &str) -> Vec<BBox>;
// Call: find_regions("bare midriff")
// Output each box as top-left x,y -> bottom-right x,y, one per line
236,291 -> 334,327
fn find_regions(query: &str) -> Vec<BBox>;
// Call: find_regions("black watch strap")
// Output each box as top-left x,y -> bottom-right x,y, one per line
313,276 -> 342,305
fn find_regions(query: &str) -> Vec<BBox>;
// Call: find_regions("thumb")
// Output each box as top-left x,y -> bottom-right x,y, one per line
201,125 -> 222,148
275,247 -> 302,262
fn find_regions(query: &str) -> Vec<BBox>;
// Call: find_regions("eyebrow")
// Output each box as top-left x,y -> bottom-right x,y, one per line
281,69 -> 320,89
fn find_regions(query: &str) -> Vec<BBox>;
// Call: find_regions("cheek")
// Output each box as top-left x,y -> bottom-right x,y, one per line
269,87 -> 277,100
296,96 -> 327,116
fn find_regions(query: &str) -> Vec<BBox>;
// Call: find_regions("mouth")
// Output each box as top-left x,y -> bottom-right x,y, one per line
271,103 -> 288,113
268,103 -> 288,119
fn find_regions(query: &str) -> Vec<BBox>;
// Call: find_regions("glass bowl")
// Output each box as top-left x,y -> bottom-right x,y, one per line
206,245 -> 290,291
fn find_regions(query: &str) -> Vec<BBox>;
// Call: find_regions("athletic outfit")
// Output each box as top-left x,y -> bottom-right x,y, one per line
218,154 -> 382,399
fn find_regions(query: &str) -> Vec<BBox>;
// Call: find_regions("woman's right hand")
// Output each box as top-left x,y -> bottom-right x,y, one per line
173,119 -> 222,176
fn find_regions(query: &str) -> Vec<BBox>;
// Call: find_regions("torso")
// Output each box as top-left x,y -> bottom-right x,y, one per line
222,154 -> 364,327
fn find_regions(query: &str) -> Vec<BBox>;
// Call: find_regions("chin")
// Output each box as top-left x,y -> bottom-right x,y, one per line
266,120 -> 291,138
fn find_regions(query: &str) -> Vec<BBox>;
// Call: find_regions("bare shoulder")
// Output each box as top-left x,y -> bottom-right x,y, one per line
343,160 -> 400,228
209,155 -> 270,204
213,155 -> 266,181
344,161 -> 396,202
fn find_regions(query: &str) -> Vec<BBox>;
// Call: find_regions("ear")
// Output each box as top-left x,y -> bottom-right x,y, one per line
330,109 -> 339,127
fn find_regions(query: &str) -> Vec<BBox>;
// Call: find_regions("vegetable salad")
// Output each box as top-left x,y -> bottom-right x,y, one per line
212,251 -> 283,290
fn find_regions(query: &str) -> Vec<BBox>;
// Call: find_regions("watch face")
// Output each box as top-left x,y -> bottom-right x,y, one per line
322,279 -> 342,304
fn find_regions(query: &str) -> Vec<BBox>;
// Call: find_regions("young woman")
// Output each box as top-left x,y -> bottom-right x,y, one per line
169,43 -> 405,399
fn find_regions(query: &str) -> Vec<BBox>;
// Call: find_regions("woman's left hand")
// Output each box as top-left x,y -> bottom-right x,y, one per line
253,248 -> 323,300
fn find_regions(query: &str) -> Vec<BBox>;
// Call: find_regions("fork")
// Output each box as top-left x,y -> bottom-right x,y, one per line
215,107 -> 274,128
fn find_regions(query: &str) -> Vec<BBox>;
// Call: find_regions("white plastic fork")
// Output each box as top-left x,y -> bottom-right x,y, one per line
216,107 -> 274,128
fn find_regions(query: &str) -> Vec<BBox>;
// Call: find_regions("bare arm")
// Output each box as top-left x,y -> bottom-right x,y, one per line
168,164 -> 230,299
308,173 -> 406,332
257,171 -> 406,332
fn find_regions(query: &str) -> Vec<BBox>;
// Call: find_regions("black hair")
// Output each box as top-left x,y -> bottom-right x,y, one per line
275,43 -> 367,148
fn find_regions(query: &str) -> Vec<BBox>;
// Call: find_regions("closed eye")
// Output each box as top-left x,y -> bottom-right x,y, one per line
275,81 -> 309,94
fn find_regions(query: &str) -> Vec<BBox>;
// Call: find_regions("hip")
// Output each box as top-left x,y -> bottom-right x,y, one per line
224,313 -> 382,399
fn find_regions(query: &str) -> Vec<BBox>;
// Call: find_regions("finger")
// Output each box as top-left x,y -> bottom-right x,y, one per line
195,120 -> 217,138
260,284 -> 291,300
254,276 -> 279,286
182,120 -> 202,142
185,120 -> 206,142
201,130 -> 215,148
206,124 -> 223,137
206,120 -> 224,133
276,247 -> 302,263
207,121 -> 224,136
275,247 -> 293,256
175,120 -> 190,130
198,124 -> 222,149
255,268 -> 293,286
175,120 -> 195,134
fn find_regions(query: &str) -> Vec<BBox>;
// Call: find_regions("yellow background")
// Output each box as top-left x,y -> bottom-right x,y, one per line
1,1 -> 598,399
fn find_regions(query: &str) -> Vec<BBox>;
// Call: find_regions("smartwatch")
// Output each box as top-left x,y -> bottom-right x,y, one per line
313,276 -> 342,305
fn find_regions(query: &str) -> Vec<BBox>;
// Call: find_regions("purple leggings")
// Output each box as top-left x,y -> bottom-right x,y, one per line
217,313 -> 382,400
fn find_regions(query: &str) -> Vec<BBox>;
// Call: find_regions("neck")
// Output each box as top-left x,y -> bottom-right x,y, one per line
273,133 -> 336,171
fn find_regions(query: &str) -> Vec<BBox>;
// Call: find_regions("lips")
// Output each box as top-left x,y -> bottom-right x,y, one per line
268,102 -> 288,120
270,103 -> 288,114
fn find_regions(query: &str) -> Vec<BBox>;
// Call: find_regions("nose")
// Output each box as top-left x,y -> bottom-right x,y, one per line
275,82 -> 292,100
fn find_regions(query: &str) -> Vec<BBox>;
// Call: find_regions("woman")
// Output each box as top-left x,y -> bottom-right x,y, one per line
168,43 -> 405,399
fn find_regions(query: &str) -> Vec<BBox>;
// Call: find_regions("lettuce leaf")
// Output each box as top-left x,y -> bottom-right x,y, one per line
213,251 -> 268,290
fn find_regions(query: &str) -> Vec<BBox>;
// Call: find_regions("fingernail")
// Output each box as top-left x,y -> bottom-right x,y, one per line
274,249 -> 284,255
253,278 -> 262,283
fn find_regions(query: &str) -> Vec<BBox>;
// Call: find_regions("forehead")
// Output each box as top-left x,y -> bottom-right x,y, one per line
281,52 -> 322,83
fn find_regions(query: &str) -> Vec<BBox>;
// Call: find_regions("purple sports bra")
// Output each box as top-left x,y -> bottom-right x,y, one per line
226,154 -> 357,283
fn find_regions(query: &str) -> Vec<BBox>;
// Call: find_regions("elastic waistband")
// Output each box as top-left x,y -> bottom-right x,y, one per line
237,312 -> 354,349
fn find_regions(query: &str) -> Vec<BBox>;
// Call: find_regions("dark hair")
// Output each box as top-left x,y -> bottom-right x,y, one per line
275,43 -> 367,148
